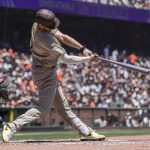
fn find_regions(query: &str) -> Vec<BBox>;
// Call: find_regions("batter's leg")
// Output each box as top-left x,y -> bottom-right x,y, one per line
6,85 -> 57,132
53,86 -> 92,136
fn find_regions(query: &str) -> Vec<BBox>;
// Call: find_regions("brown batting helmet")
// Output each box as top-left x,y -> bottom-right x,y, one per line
35,9 -> 60,29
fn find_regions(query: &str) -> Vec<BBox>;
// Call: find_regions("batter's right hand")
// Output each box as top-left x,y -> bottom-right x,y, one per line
83,48 -> 93,56
89,54 -> 95,60
93,53 -> 100,61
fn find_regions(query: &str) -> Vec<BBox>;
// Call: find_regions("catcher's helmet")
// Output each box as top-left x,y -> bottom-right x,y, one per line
35,9 -> 60,29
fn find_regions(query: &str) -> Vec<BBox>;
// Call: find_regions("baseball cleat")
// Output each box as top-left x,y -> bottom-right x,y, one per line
80,131 -> 105,141
2,123 -> 13,143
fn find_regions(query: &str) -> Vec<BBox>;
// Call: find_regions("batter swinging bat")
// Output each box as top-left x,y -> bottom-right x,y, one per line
94,53 -> 150,74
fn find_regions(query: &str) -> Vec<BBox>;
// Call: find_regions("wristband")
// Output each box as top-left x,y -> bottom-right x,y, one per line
80,46 -> 86,52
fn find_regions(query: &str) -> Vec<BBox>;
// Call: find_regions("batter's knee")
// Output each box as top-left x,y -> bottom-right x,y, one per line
33,105 -> 52,116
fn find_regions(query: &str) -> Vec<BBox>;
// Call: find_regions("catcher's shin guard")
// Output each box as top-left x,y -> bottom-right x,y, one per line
0,77 -> 11,101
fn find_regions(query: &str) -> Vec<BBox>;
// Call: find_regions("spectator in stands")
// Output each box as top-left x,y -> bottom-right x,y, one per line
78,0 -> 150,9
99,0 -> 108,5
94,116 -> 107,128
131,116 -> 140,127
103,45 -> 110,58
128,52 -> 137,64
112,48 -> 119,61
107,113 -> 118,127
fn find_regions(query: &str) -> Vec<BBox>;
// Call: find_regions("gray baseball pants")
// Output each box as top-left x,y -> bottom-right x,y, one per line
9,65 -> 91,136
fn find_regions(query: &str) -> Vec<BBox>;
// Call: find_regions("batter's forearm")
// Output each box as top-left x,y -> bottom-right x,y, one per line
59,53 -> 91,64
62,34 -> 83,50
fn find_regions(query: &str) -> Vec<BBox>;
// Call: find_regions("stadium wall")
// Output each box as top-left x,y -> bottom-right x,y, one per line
0,0 -> 150,23
0,107 -> 148,128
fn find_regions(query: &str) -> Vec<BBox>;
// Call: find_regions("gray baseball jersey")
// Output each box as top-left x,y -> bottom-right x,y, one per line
30,23 -> 65,67
8,23 -> 91,137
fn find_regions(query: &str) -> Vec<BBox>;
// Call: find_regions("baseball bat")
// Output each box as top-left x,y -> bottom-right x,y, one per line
94,53 -> 149,74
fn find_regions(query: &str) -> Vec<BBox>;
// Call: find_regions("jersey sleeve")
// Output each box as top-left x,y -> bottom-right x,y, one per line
50,43 -> 66,55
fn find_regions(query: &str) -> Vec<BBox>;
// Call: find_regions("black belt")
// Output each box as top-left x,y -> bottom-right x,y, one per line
33,64 -> 56,69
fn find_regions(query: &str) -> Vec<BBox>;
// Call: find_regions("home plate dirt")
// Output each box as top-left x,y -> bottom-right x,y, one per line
1,135 -> 150,150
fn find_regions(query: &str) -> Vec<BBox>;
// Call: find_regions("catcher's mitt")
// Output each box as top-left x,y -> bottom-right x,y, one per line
0,77 -> 11,102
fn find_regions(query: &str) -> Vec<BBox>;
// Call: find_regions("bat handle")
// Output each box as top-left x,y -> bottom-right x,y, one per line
93,53 -> 100,61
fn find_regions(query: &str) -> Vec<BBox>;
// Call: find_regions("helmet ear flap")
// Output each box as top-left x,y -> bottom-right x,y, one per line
47,17 -> 60,29
54,17 -> 60,29
48,19 -> 56,29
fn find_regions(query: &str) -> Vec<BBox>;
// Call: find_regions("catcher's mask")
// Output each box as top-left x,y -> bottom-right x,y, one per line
35,9 -> 60,29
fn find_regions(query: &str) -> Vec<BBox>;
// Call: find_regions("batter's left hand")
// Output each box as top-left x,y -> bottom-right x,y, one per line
83,48 -> 93,56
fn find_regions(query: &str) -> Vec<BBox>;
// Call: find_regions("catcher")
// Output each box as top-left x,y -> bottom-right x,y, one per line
0,77 -> 10,102
2,9 -> 105,142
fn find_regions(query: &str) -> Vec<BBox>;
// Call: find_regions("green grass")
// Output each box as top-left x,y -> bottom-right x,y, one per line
1,128 -> 150,141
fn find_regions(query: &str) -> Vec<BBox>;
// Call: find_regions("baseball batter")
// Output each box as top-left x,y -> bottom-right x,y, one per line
2,9 -> 105,142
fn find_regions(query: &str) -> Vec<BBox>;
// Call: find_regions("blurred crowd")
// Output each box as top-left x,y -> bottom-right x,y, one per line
1,47 -> 150,128
0,48 -> 37,107
77,0 -> 150,9
0,46 -> 150,109
60,47 -> 150,109
94,109 -> 150,128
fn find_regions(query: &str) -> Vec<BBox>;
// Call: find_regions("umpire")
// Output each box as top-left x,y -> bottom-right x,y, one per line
2,9 -> 105,142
